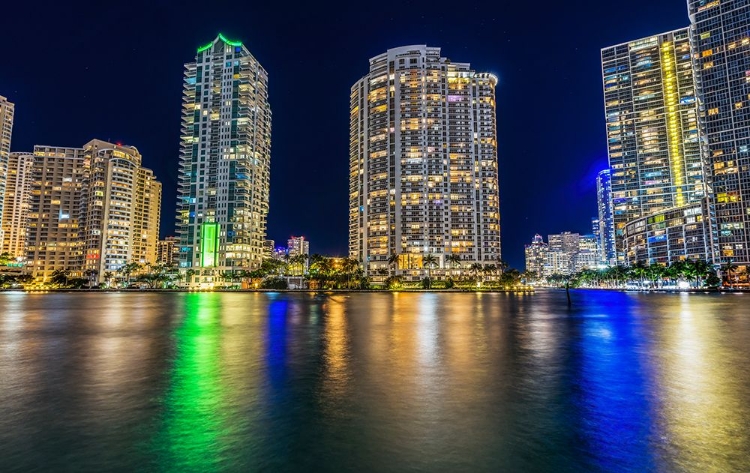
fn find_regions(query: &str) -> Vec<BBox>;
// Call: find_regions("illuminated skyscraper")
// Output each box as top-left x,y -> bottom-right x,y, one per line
176,34 -> 271,286
596,169 -> 616,264
602,29 -> 710,263
0,96 -> 14,248
689,1 -> 750,267
25,141 -> 161,282
1,152 -> 34,259
349,46 -> 501,278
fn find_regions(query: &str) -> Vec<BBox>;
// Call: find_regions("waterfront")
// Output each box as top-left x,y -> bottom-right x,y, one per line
1,291 -> 749,472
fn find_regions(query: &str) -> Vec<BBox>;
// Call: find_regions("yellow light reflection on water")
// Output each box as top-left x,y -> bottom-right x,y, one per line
653,294 -> 750,471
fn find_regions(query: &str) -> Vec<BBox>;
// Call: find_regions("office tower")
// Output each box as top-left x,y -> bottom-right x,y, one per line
26,146 -> 87,281
287,235 -> 309,257
349,45 -> 501,278
176,34 -> 271,286
596,169 -> 616,265
0,96 -> 14,248
1,152 -> 34,259
158,236 -> 180,266
524,234 -> 548,276
689,1 -> 750,267
602,29 -> 709,263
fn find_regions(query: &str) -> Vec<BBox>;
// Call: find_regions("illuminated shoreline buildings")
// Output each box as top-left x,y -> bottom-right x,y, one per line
0,96 -> 15,249
602,28 -> 714,265
349,46 -> 501,278
176,34 -> 271,286
23,141 -> 161,282
688,1 -> 750,269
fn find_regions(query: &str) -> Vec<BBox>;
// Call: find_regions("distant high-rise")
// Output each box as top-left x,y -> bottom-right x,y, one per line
1,152 -> 34,259
157,236 -> 180,267
176,34 -> 271,286
524,234 -> 548,276
287,236 -> 309,257
596,169 -> 616,265
602,29 -> 709,263
0,96 -> 15,248
689,1 -> 750,267
349,46 -> 501,278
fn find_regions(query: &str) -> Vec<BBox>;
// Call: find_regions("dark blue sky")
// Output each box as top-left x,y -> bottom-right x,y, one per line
1,0 -> 689,269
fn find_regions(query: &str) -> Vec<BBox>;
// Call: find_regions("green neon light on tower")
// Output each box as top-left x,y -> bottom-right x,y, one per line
200,223 -> 220,267
197,34 -> 243,53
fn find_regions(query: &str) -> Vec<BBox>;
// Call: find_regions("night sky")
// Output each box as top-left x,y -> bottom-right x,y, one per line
2,0 -> 689,269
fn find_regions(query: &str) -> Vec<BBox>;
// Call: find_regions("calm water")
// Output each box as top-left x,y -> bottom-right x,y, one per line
1,290 -> 749,472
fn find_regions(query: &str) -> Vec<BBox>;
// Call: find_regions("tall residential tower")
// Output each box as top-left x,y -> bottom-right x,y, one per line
602,29 -> 712,264
349,46 -> 501,278
596,169 -> 616,265
689,1 -> 750,268
0,96 -> 15,248
176,34 -> 271,286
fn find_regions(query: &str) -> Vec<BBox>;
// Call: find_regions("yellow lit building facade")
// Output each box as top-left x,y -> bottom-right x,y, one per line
1,152 -> 34,259
602,29 -> 714,264
176,34 -> 272,286
0,95 -> 14,249
350,46 -> 501,278
23,141 -> 161,282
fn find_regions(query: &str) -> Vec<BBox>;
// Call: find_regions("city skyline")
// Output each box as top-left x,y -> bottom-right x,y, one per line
0,0 -> 692,269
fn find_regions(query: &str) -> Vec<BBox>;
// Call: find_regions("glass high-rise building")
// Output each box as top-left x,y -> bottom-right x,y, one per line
689,1 -> 750,266
602,29 -> 709,262
176,34 -> 271,286
349,46 -> 501,278
596,169 -> 616,264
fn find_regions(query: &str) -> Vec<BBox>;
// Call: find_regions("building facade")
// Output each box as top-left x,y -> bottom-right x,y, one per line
349,45 -> 501,278
596,169 -> 617,265
524,234 -> 548,276
26,146 -> 87,280
176,34 -> 272,286
24,142 -> 161,282
0,96 -> 15,248
287,235 -> 309,257
157,236 -> 180,266
689,1 -> 750,268
624,199 -> 713,265
602,29 -> 710,263
1,152 -> 34,259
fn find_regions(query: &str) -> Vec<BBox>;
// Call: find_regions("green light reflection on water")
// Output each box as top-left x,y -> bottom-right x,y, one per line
155,293 -> 226,471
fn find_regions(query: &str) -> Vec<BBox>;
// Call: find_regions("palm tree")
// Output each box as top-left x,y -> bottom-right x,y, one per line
342,258 -> 359,288
185,268 -> 197,286
470,263 -> 484,285
83,269 -> 98,289
496,259 -> 509,276
423,254 -> 438,282
387,253 -> 400,277
445,254 -> 461,269
722,258 -> 737,287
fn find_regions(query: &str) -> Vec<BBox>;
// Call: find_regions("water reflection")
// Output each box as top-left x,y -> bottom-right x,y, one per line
1,291 -> 749,471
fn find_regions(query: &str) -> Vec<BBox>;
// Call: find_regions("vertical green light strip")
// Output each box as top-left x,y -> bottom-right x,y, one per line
200,223 -> 219,267
661,40 -> 686,207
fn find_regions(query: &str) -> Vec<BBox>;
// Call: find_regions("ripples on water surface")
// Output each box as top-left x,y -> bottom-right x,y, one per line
1,290 -> 749,472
